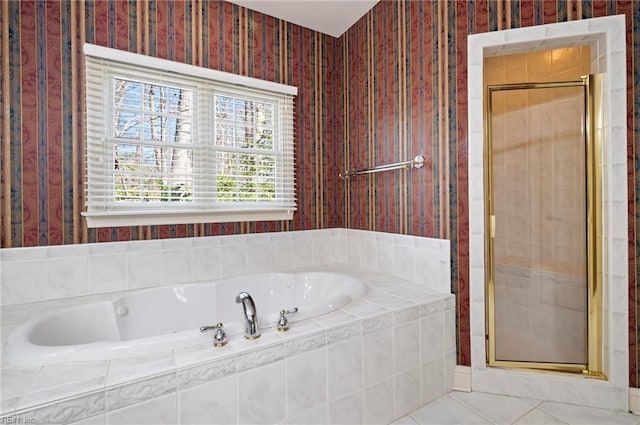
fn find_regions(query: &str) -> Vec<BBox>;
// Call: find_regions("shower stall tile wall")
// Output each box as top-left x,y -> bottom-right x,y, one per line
0,229 -> 453,424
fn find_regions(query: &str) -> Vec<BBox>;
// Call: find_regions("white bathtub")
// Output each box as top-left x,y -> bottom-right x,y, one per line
5,272 -> 367,366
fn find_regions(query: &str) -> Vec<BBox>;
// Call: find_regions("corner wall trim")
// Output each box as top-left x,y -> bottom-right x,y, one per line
452,365 -> 472,392
630,387 -> 640,415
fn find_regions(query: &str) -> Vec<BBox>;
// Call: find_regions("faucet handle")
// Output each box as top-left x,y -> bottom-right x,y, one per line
212,322 -> 228,347
200,323 -> 217,332
200,322 -> 228,347
276,307 -> 299,332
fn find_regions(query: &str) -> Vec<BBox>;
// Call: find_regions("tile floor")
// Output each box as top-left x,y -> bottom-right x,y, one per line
396,391 -> 640,425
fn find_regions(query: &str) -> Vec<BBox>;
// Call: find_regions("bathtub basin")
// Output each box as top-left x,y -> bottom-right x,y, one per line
5,272 -> 367,366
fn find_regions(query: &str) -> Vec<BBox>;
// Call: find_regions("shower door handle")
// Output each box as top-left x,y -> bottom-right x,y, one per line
490,215 -> 496,238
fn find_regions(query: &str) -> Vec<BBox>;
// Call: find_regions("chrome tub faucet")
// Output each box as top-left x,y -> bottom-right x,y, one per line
236,292 -> 260,339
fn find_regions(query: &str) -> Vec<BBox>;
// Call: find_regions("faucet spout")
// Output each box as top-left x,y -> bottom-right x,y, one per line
236,292 -> 260,339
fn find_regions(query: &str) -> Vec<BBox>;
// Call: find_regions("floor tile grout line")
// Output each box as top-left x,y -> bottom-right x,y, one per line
447,391 -> 569,425
405,393 -> 488,425
508,405 -> 550,425
445,393 -> 501,424
535,403 -> 585,425
406,395 -> 447,424
522,398 -> 544,409
403,391 -> 640,425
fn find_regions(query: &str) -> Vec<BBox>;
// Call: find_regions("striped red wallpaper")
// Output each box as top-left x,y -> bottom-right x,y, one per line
0,0 -> 638,387
342,0 -> 638,386
0,0 -> 343,247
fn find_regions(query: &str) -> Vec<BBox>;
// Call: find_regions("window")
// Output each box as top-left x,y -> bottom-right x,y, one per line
83,44 -> 296,228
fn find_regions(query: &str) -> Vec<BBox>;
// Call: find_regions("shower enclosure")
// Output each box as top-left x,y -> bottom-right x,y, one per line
484,75 -> 603,375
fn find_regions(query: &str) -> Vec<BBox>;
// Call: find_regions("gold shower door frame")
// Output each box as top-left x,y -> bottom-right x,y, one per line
484,75 -> 603,377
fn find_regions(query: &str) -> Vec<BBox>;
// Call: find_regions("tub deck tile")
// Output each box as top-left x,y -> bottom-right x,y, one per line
106,351 -> 176,387
342,299 -> 390,318
17,361 -> 108,410
365,289 -> 416,309
0,366 -> 39,407
0,397 -> 20,414
173,340 -> 236,369
0,264 -> 455,420
311,310 -> 358,328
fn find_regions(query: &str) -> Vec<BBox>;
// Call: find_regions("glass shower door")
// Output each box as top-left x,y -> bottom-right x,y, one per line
485,79 -> 596,371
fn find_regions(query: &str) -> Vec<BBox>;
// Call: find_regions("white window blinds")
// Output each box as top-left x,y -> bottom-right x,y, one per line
83,44 -> 297,228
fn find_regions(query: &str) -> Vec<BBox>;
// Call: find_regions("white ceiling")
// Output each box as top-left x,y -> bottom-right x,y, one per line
226,0 -> 380,38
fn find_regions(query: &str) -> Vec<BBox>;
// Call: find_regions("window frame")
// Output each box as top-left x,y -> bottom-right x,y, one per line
82,43 -> 297,228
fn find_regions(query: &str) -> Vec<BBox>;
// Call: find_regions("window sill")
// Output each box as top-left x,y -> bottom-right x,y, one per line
82,209 -> 294,228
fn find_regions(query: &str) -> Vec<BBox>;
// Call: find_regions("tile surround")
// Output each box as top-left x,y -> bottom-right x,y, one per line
329,391 -> 363,424
0,228 -> 450,307
178,373 -> 237,424
1,285 -> 454,424
468,15 -> 629,412
286,348 -> 327,418
106,393 -> 177,425
0,229 -> 453,424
